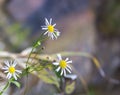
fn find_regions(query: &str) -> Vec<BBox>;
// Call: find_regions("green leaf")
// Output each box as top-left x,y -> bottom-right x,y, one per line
11,81 -> 21,88
38,69 -> 60,88
65,81 -> 75,94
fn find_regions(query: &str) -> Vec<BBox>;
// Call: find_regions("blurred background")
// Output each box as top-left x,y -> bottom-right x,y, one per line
0,0 -> 120,95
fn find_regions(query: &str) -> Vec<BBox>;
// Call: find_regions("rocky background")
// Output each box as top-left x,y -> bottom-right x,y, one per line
0,0 -> 120,95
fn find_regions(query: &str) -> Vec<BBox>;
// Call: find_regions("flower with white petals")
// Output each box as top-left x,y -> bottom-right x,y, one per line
2,60 -> 22,80
53,54 -> 72,76
42,18 -> 60,40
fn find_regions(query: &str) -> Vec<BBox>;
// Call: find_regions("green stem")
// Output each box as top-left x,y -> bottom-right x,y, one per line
23,33 -> 47,95
23,46 -> 35,95
0,81 -> 10,95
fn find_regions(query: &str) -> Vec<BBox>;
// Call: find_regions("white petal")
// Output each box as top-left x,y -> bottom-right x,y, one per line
65,74 -> 77,80
65,58 -> 69,61
51,33 -> 54,40
13,61 -> 17,67
4,61 -> 10,67
45,18 -> 49,25
56,31 -> 60,36
4,71 -> 8,73
54,28 -> 58,31
42,27 -> 48,30
58,33 -> 60,36
15,73 -> 20,77
56,66 -> 61,72
63,69 -> 66,76
53,33 -> 57,39
44,31 -> 48,35
6,73 -> 10,78
13,73 -> 17,80
66,60 -> 72,64
66,67 -> 71,73
41,25 -> 47,28
53,32 -> 58,39
8,74 -> 12,79
10,60 -> 13,66
53,62 -> 59,65
53,23 -> 56,27
16,70 -> 22,74
50,18 -> 52,25
60,69 -> 64,76
7,73 -> 11,79
48,31 -> 52,38
48,33 -> 54,40
57,54 -> 62,60
67,65 -> 72,70
2,67 -> 8,70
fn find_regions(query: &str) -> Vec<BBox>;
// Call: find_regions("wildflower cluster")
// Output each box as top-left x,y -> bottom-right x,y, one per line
1,18 -> 118,95
0,18 -> 74,95
42,18 -> 73,77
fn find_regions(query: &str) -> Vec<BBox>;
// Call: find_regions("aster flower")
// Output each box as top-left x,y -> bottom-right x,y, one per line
2,60 -> 22,80
53,54 -> 72,76
42,18 -> 60,40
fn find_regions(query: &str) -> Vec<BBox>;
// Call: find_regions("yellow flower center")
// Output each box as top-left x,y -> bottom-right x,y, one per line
9,66 -> 15,74
48,25 -> 54,32
60,60 -> 67,69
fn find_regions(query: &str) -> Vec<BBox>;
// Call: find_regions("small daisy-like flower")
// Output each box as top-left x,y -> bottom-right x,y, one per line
53,54 -> 72,76
2,60 -> 22,80
42,18 -> 60,40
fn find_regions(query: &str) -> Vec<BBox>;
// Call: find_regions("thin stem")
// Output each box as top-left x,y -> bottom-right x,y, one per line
23,47 -> 35,95
23,33 -> 47,95
0,81 -> 10,95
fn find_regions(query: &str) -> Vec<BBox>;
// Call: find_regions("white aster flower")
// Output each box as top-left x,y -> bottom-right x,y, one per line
42,18 -> 60,40
2,60 -> 22,80
53,54 -> 72,76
